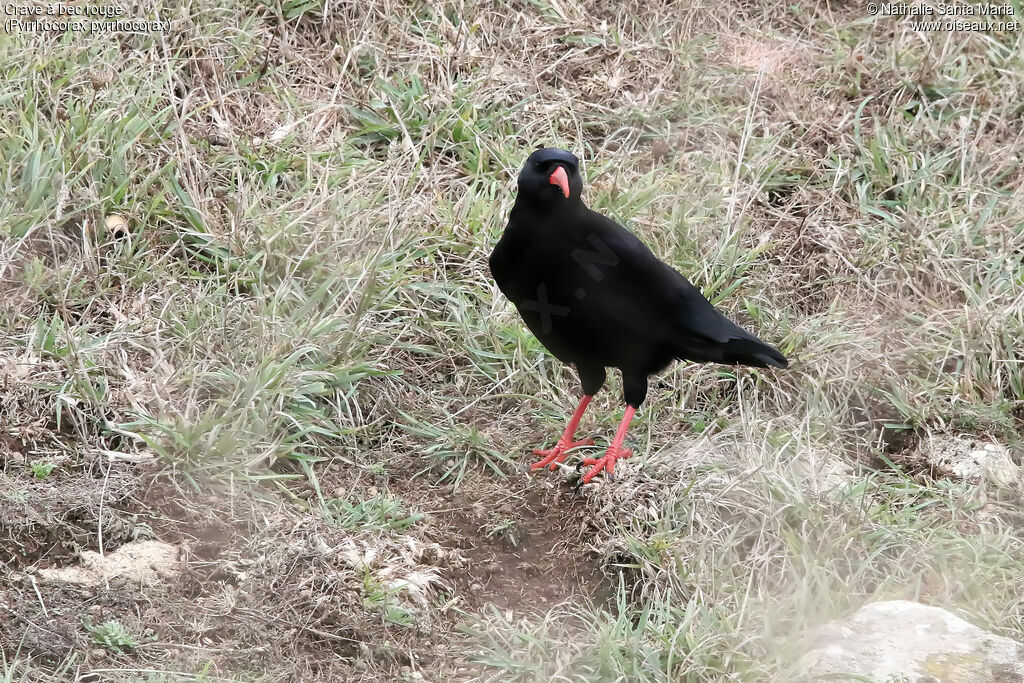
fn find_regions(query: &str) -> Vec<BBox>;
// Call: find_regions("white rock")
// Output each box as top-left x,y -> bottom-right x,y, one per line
37,540 -> 180,587
976,443 -> 1021,490
795,451 -> 855,498
799,600 -> 1024,682
922,435 -> 1020,488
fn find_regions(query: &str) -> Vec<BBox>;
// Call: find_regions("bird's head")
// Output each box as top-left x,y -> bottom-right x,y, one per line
517,147 -> 583,205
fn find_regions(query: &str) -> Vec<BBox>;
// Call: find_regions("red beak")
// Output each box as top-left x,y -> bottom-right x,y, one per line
548,166 -> 570,198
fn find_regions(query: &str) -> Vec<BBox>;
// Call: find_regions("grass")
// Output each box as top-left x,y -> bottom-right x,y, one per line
84,620 -> 140,654
323,493 -> 424,532
1,1 -> 1023,680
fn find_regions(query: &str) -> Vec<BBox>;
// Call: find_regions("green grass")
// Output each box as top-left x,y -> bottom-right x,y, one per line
84,620 -> 140,654
323,493 -> 423,532
1,1 -> 1023,680
28,461 -> 56,479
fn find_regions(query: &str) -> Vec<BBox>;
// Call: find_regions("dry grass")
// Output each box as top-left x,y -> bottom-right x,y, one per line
1,0 -> 1023,680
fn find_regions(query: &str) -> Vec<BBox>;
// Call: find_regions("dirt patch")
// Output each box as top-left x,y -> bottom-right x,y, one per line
3,474 -> 398,679
0,467 -> 142,570
323,451 -> 617,618
437,478 -> 613,615
1,438 -> 615,681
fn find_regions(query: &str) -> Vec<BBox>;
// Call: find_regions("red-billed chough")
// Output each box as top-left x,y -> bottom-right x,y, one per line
489,147 -> 788,484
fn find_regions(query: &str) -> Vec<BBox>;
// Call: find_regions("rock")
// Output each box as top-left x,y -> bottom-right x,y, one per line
799,600 -> 1024,682
976,444 -> 1022,490
37,540 -> 180,587
922,435 -> 1021,488
793,451 -> 855,498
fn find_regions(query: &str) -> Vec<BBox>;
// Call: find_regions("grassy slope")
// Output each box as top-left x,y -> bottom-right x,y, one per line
1,0 -> 1023,680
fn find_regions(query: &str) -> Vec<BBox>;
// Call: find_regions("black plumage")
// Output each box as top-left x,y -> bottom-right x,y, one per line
489,147 -> 788,483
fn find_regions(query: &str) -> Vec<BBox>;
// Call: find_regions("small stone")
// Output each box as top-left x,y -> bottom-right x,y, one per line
104,214 -> 129,239
922,436 -> 1020,487
650,138 -> 670,163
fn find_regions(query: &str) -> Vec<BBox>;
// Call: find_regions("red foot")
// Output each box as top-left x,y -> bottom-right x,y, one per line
581,445 -> 633,484
531,438 -> 595,471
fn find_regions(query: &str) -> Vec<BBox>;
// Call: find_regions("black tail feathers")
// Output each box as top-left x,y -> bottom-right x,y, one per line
721,336 -> 788,369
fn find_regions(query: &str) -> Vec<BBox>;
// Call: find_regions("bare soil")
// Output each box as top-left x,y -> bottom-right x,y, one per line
1,434 -> 613,680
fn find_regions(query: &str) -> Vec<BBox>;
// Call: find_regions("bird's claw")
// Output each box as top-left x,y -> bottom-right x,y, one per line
580,446 -> 632,484
530,437 -> 595,471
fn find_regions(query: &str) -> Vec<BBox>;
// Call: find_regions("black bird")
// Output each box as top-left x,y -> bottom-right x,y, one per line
489,147 -> 788,484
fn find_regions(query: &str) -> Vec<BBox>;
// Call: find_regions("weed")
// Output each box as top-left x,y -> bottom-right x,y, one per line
28,462 -> 55,480
84,620 -> 138,654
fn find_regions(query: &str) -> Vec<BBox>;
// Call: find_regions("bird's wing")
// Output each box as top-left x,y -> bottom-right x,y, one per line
489,221 -> 529,301
578,212 -> 787,367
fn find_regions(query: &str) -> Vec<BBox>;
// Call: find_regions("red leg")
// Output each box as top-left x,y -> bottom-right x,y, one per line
581,405 -> 636,484
531,395 -> 596,471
